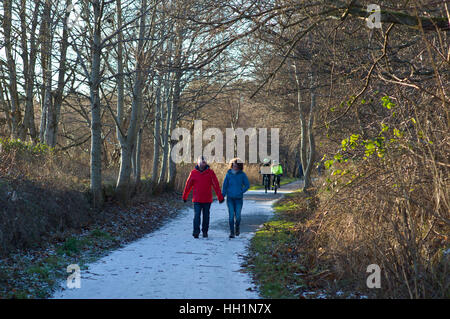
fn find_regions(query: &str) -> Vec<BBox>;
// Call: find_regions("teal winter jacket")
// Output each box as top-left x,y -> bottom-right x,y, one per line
222,169 -> 250,199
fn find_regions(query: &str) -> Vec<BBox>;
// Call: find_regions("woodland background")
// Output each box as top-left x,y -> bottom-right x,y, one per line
0,0 -> 448,298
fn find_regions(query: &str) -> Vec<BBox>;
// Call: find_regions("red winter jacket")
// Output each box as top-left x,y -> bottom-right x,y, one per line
182,165 -> 224,203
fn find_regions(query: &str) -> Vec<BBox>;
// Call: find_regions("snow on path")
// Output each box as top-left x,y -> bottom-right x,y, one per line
52,181 -> 302,299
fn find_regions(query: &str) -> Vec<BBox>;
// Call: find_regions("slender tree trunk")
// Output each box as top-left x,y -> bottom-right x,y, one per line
294,63 -> 308,176
39,0 -> 52,143
3,0 -> 22,139
134,127 -> 143,186
0,81 -> 11,132
303,67 -> 316,191
151,73 -> 162,184
43,54 -> 55,147
116,0 -> 124,141
115,0 -> 146,202
158,73 -> 172,185
294,61 -> 316,192
90,0 -> 104,208
39,103 -> 47,142
167,70 -> 181,189
20,0 -> 40,142
167,26 -> 183,189
294,151 -> 300,178
114,0 -> 130,201
45,0 -> 70,148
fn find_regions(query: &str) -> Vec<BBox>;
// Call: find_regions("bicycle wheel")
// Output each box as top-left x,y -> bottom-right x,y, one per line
264,176 -> 268,193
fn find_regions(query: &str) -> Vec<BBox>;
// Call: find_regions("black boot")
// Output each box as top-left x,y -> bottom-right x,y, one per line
235,225 -> 240,236
202,232 -> 208,238
229,232 -> 235,238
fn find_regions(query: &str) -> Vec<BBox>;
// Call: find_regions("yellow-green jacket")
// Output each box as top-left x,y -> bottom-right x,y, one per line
271,164 -> 283,175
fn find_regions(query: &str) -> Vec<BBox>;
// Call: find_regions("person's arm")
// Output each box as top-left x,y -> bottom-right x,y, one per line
210,170 -> 224,202
242,173 -> 250,193
182,171 -> 194,201
222,174 -> 228,198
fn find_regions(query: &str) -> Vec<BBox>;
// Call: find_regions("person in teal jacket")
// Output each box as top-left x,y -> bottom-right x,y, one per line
222,158 -> 250,238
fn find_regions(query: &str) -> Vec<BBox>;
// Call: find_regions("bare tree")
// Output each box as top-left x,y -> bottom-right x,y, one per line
115,0 -> 149,202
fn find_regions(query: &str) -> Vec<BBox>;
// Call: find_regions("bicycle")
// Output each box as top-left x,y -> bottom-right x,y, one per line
272,174 -> 280,194
263,174 -> 271,193
260,165 -> 272,194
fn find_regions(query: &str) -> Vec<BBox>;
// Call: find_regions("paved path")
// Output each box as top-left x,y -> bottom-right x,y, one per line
52,180 -> 302,299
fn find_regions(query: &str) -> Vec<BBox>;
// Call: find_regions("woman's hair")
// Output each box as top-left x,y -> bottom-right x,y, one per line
229,157 -> 244,170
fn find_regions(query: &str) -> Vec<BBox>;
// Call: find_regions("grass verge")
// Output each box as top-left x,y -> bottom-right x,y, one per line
244,218 -> 304,298
244,186 -> 340,299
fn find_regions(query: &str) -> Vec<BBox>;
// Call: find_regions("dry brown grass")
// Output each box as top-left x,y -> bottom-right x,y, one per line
302,153 -> 449,298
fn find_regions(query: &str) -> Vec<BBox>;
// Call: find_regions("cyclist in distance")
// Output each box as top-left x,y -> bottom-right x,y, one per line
271,159 -> 283,189
259,158 -> 272,188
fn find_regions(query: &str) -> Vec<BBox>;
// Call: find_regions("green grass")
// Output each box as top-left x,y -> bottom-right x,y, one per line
246,217 -> 306,298
26,265 -> 51,279
245,187 -> 310,298
91,228 -> 115,240
23,255 -> 68,297
56,230 -> 117,257
273,201 -> 300,214
249,177 -> 298,190
57,236 -> 92,256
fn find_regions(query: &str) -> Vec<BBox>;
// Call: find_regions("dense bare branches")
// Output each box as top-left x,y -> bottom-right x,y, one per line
0,0 -> 448,297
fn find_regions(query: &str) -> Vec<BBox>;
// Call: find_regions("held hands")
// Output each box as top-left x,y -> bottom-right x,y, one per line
219,199 -> 224,204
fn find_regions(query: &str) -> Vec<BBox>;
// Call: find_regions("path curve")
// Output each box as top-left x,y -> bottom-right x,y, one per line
52,180 -> 302,299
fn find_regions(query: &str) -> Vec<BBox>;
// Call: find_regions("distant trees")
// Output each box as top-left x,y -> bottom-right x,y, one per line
0,0 -> 447,297
0,0 -> 251,204
0,0 -> 447,211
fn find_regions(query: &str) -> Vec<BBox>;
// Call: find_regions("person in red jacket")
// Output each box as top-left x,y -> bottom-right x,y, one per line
182,155 -> 224,238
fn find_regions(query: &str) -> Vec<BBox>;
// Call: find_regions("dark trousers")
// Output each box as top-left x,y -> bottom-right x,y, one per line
273,174 -> 281,187
193,202 -> 211,236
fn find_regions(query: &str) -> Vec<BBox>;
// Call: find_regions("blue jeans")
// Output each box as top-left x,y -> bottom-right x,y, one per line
227,198 -> 243,234
193,202 -> 211,235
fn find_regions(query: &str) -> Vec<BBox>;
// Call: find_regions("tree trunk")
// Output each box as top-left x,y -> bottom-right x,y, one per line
3,0 -> 22,139
151,73 -> 162,184
45,0 -> 70,148
0,81 -> 11,132
116,0 -> 124,141
167,82 -> 180,189
115,0 -> 146,202
303,67 -> 316,191
134,127 -> 143,186
158,72 -> 172,185
294,60 -> 316,192
90,0 -> 104,208
167,31 -> 183,189
39,0 -> 52,144
116,143 -> 134,202
167,103 -> 178,188
294,63 -> 308,178
20,0 -> 40,142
